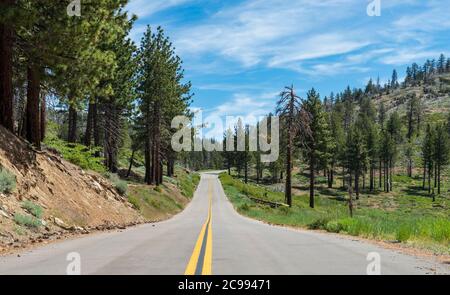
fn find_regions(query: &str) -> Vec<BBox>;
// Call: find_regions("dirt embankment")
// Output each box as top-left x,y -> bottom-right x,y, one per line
0,126 -> 144,253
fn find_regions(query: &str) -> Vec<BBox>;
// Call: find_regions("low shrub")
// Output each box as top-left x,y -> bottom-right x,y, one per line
308,218 -> 331,230
128,195 -> 141,210
396,225 -> 412,242
239,203 -> 250,211
14,213 -> 41,228
106,173 -> 128,196
325,220 -> 343,233
0,167 -> 16,194
22,201 -> 43,219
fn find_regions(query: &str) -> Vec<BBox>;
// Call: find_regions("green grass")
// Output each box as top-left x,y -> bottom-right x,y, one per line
14,213 -> 42,228
105,173 -> 128,196
127,186 -> 184,219
0,167 -> 16,194
178,172 -> 200,198
43,122 -> 105,173
126,168 -> 200,220
21,201 -> 43,219
220,173 -> 450,254
44,136 -> 105,173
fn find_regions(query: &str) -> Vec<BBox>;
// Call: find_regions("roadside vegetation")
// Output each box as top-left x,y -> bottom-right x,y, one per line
127,169 -> 200,221
220,173 -> 450,254
14,201 -> 44,229
0,167 -> 16,194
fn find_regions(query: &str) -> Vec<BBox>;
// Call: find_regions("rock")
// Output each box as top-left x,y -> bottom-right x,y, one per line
74,226 -> 84,232
0,210 -> 9,218
53,217 -> 71,230
92,181 -> 103,193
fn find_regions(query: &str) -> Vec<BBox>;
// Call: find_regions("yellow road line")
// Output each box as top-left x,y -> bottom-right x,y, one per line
202,190 -> 213,275
184,180 -> 213,275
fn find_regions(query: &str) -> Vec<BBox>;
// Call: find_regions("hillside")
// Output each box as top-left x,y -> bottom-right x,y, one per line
0,125 -> 145,253
374,73 -> 450,122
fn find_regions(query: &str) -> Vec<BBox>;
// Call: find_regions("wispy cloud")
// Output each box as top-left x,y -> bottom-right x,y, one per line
379,49 -> 448,65
127,0 -> 192,18
174,0 -> 366,69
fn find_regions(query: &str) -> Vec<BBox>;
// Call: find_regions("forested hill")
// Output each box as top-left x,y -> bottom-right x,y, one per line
324,55 -> 450,122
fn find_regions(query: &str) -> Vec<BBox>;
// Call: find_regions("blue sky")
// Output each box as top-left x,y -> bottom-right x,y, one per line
126,0 -> 450,137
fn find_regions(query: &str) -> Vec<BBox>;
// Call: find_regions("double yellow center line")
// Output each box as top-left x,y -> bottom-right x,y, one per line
184,180 -> 213,275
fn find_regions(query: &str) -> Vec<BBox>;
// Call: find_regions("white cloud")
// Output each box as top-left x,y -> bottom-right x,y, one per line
393,1 -> 450,32
173,0 -> 367,69
127,0 -> 192,18
267,34 -> 370,68
379,49 -> 447,65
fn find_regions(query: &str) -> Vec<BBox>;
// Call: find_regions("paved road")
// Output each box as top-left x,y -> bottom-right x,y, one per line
0,172 -> 448,275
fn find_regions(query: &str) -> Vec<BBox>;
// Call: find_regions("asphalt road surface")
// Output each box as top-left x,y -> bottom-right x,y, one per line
0,172 -> 448,275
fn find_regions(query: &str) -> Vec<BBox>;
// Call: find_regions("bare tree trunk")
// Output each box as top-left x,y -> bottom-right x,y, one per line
84,102 -> 94,146
355,171 -> 360,200
309,155 -> 315,208
437,163 -> 441,195
0,2 -> 14,132
126,149 -> 135,178
348,186 -> 353,218
145,138 -> 151,185
151,103 -> 162,185
330,167 -> 334,188
68,103 -> 77,143
285,133 -> 292,207
379,159 -> 382,188
422,163 -> 426,189
104,103 -> 119,173
434,164 -> 437,188
26,65 -> 41,149
244,156 -> 248,184
389,159 -> 393,192
428,165 -> 431,195
362,171 -> 366,190
93,102 -> 100,147
40,93 -> 46,141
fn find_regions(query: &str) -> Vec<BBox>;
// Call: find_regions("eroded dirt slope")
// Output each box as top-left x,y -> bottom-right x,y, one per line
0,126 -> 144,252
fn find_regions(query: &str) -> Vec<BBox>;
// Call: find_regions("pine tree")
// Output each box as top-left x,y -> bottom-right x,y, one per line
327,102 -> 345,188
434,124 -> 450,196
405,93 -> 422,177
276,86 -> 304,207
377,102 -> 387,189
391,69 -> 399,89
381,112 -> 402,192
0,0 -> 15,131
345,118 -> 368,199
223,128 -> 234,175
438,54 -> 446,74
359,98 -> 378,192
303,88 -> 331,208
136,26 -> 191,185
422,124 -> 435,195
